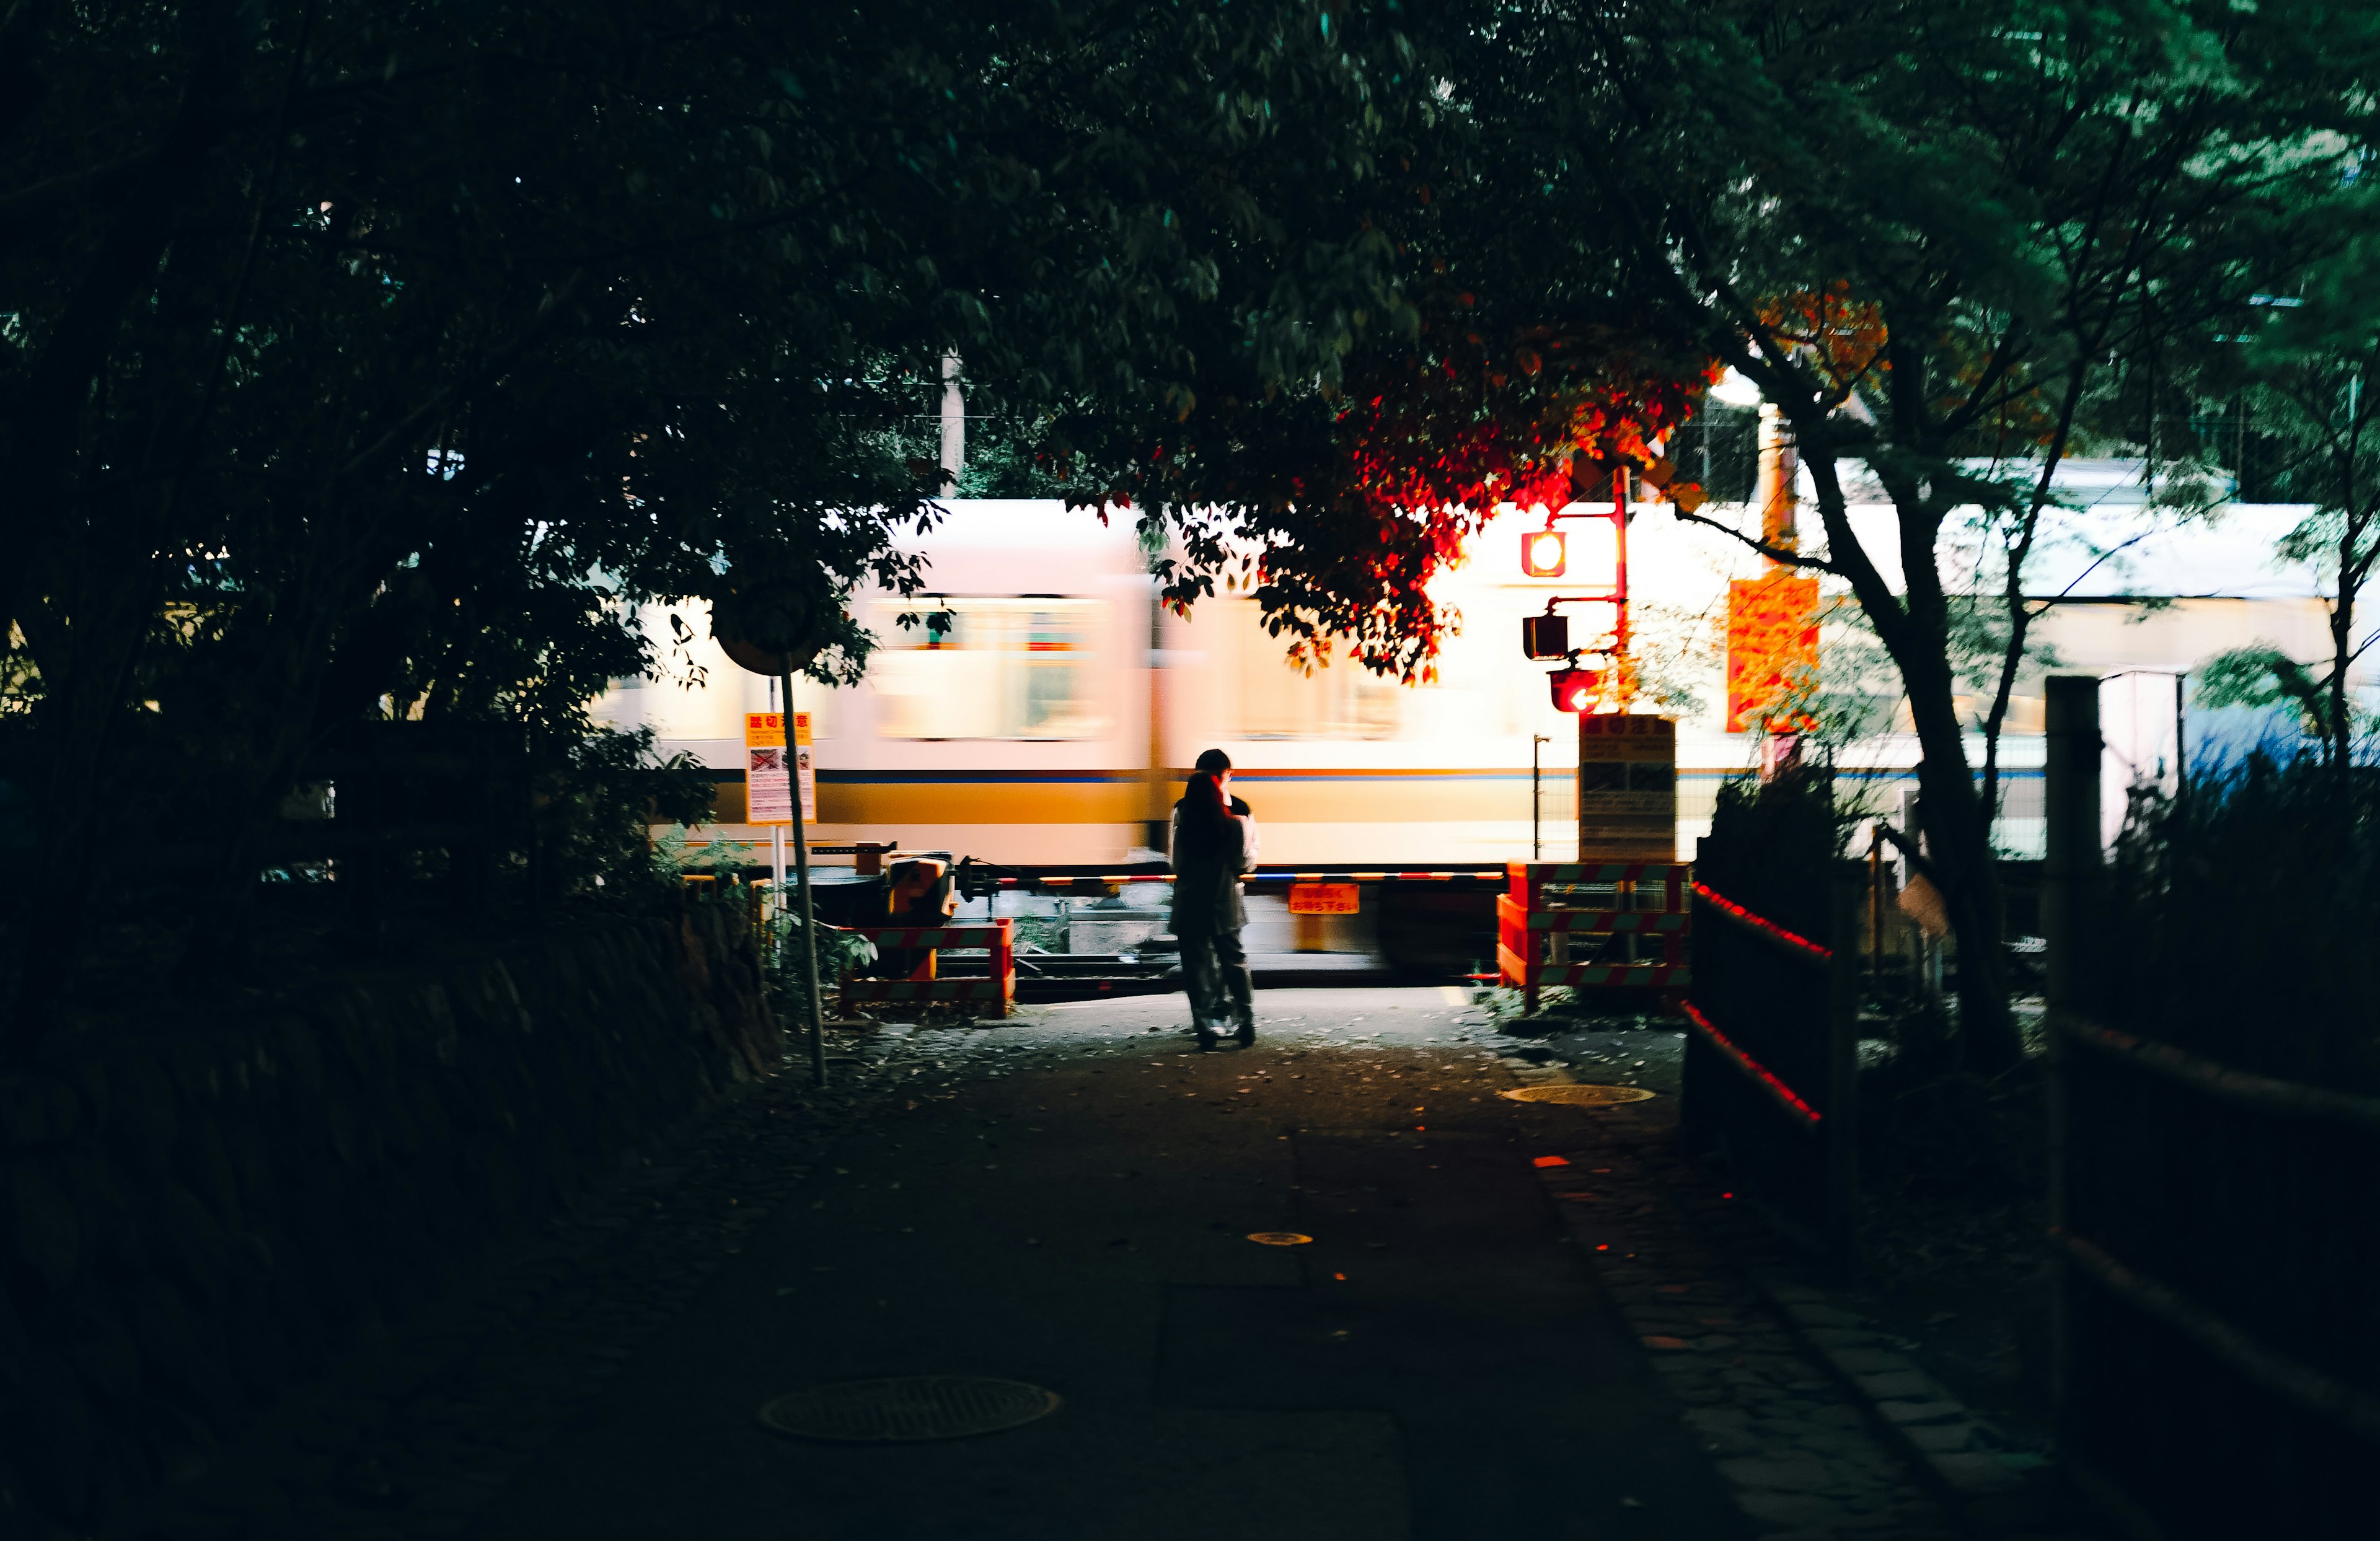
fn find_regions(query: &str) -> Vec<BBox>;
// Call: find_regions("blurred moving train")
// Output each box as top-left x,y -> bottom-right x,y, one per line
595,470 -> 2368,871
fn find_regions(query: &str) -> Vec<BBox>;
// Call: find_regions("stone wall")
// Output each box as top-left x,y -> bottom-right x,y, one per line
0,898 -> 779,1534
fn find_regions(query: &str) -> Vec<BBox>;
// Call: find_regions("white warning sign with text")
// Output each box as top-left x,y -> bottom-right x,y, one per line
744,712 -> 816,825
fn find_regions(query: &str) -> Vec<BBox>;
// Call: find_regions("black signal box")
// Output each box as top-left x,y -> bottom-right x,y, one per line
1522,613 -> 1570,661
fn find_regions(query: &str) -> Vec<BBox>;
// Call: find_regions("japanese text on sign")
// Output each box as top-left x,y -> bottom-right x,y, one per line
744,712 -> 816,824
1288,882 -> 1361,915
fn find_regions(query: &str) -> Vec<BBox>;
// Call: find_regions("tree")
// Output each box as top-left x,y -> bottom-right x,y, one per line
2195,211 -> 2380,769
1010,2 -> 1711,680
0,0 -> 1488,1054
1,2 -> 1011,1037
1429,0 -> 2380,1068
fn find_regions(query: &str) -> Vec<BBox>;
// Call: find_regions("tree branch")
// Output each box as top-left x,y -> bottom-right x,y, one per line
1872,820 -> 1949,890
331,268 -> 588,488
1666,503 -> 1846,575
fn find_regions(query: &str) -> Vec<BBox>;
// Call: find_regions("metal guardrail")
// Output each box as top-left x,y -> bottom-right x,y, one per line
953,860 -> 1511,898
835,918 -> 1014,1016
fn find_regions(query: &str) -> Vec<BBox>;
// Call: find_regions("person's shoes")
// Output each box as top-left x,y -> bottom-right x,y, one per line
1234,1017 -> 1256,1047
1196,1019 -> 1220,1051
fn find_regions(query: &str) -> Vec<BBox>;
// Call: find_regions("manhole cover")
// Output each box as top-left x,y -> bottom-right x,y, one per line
757,1376 -> 1061,1442
1501,1084 -> 1658,1105
1246,1231 -> 1313,1246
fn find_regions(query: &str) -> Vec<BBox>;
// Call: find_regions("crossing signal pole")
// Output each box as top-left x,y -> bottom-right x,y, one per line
1610,463 -> 1632,705
1519,442 -> 1707,711
1517,452 -> 1636,714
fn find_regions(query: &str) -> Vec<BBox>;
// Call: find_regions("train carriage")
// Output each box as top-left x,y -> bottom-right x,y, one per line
597,475 -> 2364,873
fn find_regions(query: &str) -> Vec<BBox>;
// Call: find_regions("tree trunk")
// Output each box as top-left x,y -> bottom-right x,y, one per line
1903,664 -> 2021,1073
2330,532 -> 2356,776
1796,448 -> 2022,1075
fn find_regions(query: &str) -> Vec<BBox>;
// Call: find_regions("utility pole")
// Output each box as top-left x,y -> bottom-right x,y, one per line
779,669 -> 826,1087
1612,467 -> 1632,702
1755,402 -> 1800,560
769,677 -> 786,903
1753,402 -> 1805,776
1532,734 -> 1549,858
940,353 -> 965,493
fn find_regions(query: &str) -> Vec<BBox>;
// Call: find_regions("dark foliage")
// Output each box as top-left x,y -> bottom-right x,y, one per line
0,0 -> 1486,1049
2103,756 -> 2380,1094
1697,771 -> 1853,944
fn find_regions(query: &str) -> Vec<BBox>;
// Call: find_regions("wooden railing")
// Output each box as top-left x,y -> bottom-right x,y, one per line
1678,859 -> 1861,1270
2043,675 -> 2379,1537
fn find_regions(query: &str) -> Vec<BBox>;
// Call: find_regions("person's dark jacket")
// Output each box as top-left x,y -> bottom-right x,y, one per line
1170,793 -> 1252,934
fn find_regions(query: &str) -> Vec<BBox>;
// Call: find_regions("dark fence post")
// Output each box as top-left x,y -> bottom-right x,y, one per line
1826,861 -> 1862,1276
1680,836 -> 1721,1148
2043,675 -> 2104,1014
2043,674 -> 2102,1442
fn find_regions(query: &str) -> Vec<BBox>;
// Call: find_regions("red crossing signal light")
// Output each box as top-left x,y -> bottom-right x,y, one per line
1550,666 -> 1603,713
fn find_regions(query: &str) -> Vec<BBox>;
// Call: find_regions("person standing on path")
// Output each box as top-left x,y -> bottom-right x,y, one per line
1169,747 -> 1258,1048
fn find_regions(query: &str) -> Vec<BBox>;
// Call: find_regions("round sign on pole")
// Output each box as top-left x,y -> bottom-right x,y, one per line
707,575 -> 830,1086
709,581 -> 824,675
716,634 -> 815,677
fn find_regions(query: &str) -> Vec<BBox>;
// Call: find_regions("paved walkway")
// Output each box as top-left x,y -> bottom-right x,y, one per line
125,988 -> 1965,1540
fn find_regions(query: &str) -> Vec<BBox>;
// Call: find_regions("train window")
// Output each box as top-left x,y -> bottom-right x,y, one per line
1227,601 -> 1404,739
868,598 -> 1107,739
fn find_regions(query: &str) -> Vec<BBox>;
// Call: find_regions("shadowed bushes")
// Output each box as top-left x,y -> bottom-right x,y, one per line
2104,754 -> 2380,1093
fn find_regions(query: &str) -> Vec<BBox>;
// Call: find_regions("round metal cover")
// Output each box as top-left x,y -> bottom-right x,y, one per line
1246,1231 -> 1313,1246
757,1376 -> 1060,1442
1501,1083 -> 1657,1105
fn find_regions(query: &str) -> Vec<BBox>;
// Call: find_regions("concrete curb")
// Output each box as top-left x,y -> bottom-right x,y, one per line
1743,1269 -> 2090,1540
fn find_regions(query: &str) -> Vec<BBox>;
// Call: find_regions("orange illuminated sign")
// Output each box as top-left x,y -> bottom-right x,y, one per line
1288,882 -> 1360,915
1725,575 -> 1819,734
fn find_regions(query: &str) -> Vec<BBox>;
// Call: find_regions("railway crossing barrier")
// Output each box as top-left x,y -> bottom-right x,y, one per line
835,918 -> 1015,1017
953,860 -> 1511,895
1495,861 -> 1692,1014
1679,854 -> 1862,1272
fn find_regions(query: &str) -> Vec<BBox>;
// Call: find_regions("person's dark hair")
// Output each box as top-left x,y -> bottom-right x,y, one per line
1185,771 -> 1229,817
1178,772 -> 1233,859
1194,747 -> 1232,775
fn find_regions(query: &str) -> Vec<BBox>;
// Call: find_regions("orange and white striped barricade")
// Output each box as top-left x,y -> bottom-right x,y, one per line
837,918 -> 1015,1017
1496,861 -> 1691,1014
